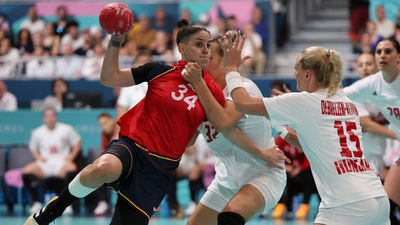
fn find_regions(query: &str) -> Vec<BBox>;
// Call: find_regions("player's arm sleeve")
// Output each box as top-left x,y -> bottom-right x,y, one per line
263,93 -> 301,129
343,77 -> 374,103
131,62 -> 175,84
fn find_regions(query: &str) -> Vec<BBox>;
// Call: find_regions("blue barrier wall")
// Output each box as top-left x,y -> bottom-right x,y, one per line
0,109 -> 115,155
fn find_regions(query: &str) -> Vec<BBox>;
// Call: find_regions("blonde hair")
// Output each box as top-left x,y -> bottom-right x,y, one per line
300,46 -> 342,97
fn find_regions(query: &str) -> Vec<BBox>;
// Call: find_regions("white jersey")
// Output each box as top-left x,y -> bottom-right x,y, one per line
117,83 -> 148,110
344,71 -> 400,140
264,88 -> 386,209
29,122 -> 81,160
198,78 -> 286,193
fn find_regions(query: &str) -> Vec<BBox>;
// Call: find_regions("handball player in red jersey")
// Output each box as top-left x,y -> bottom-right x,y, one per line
24,17 -> 287,225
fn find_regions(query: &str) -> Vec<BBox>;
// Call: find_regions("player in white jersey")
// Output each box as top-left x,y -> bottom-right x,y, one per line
343,39 -> 400,225
23,107 -> 81,213
224,33 -> 389,225
182,34 -> 293,225
353,53 -> 397,176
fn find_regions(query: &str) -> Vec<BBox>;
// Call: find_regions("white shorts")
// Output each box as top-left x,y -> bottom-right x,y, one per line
37,159 -> 66,177
314,196 -> 390,225
200,173 -> 285,212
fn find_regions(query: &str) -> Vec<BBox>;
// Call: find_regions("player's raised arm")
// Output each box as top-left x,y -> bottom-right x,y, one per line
99,3 -> 135,87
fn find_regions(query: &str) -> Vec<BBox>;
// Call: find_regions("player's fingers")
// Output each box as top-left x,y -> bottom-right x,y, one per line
271,88 -> 285,96
218,39 -> 228,53
283,84 -> 291,93
238,34 -> 246,51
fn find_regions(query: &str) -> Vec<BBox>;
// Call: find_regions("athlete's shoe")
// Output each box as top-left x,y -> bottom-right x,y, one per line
29,201 -> 43,214
24,196 -> 63,225
272,203 -> 286,219
184,201 -> 196,216
94,200 -> 109,216
295,203 -> 310,219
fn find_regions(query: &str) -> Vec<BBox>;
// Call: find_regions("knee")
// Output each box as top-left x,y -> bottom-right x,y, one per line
90,157 -> 122,181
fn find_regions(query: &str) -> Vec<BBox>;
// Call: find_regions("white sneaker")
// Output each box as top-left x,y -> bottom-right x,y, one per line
94,200 -> 109,216
29,202 -> 43,214
63,206 -> 73,215
184,201 -> 196,216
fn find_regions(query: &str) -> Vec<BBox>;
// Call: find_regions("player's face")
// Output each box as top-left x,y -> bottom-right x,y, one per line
375,40 -> 400,72
357,54 -> 378,78
182,30 -> 211,68
294,54 -> 307,91
205,42 -> 224,81
43,109 -> 57,129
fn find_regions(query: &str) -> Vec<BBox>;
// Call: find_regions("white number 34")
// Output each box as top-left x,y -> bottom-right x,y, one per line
171,84 -> 198,110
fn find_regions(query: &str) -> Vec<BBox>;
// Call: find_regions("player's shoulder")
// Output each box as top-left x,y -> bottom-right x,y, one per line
32,125 -> 46,134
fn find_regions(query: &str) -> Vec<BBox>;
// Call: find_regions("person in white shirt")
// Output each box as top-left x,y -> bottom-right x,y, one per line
343,38 -> 400,225
55,42 -> 83,79
375,5 -> 395,38
0,80 -> 17,111
22,107 -> 81,214
20,7 -> 45,36
0,37 -> 19,79
183,34 -> 292,225
353,53 -> 398,177
26,46 -> 54,79
225,33 -> 389,225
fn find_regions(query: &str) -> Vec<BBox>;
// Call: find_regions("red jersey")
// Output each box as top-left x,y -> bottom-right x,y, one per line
275,136 -> 310,171
118,61 -> 225,159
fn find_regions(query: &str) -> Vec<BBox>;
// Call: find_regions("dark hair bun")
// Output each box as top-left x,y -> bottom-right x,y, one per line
178,19 -> 190,28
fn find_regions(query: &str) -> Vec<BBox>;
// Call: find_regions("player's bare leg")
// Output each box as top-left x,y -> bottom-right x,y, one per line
24,154 -> 122,225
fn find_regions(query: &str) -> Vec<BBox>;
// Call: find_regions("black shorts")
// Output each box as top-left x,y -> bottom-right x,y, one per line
102,136 -> 180,220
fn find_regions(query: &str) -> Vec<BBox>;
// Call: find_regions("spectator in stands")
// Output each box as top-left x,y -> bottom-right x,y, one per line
0,12 -> 10,34
22,107 -> 81,214
20,6 -> 45,35
226,15 -> 238,31
43,23 -> 61,56
126,15 -> 155,55
150,30 -> 171,57
0,28 -> 7,43
348,0 -> 369,53
116,52 -> 151,119
375,5 -> 395,38
197,13 -> 218,36
239,24 -> 267,76
32,31 -> 44,51
26,46 -> 54,79
272,135 -> 318,220
60,21 -> 84,52
0,37 -> 19,79
251,6 -> 268,51
90,112 -> 119,216
15,28 -> 34,56
0,80 -> 17,111
54,5 -> 75,37
181,9 -> 192,24
272,0 -> 288,48
43,78 -> 69,111
365,20 -> 381,53
81,43 -> 105,80
216,18 -> 227,36
162,48 -> 177,65
152,7 -> 174,35
74,28 -> 92,56
55,42 -> 83,79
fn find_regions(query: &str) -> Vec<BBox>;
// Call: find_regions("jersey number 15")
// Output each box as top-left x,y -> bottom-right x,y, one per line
334,120 -> 363,158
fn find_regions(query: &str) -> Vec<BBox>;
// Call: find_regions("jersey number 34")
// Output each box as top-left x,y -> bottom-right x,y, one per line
171,84 -> 198,110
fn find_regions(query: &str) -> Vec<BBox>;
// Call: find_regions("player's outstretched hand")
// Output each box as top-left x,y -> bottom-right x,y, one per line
218,31 -> 250,73
182,62 -> 203,85
262,145 -> 291,170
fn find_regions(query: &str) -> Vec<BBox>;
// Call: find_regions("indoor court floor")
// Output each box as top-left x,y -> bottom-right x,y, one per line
1,216 -> 315,225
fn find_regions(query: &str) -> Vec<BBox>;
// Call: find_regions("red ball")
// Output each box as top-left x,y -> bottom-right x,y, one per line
99,2 -> 134,35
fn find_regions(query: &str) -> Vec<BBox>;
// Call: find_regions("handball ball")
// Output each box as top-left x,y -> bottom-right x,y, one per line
99,2 -> 134,35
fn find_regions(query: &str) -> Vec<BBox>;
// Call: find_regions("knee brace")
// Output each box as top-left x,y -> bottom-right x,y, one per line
218,212 -> 245,225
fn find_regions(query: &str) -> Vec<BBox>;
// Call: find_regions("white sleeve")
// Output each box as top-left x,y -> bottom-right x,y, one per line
354,102 -> 369,117
263,92 -> 304,129
67,125 -> 81,146
29,129 -> 39,152
343,75 -> 375,103
117,87 -> 131,108
389,74 -> 400,97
